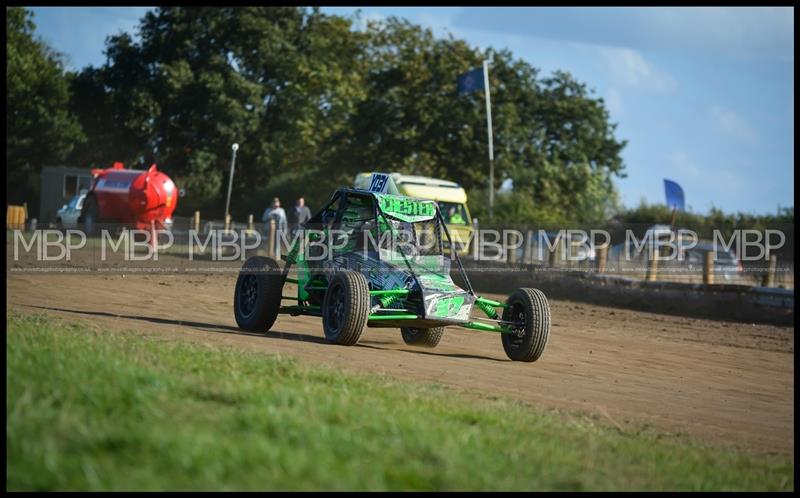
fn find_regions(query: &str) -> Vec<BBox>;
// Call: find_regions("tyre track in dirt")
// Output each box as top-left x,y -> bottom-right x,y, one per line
7,272 -> 794,456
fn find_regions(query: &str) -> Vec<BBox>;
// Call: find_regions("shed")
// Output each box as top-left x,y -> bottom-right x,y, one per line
39,166 -> 93,225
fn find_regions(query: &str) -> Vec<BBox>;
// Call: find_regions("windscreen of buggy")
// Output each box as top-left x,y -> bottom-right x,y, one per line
376,214 -> 449,274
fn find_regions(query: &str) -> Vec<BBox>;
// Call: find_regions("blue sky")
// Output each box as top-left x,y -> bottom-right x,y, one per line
28,6 -> 794,215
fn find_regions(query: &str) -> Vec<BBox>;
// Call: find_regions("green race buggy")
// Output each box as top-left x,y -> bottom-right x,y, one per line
233,175 -> 551,362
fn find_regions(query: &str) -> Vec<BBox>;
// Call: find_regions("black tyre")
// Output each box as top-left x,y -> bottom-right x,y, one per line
501,288 -> 551,362
401,327 -> 445,348
322,271 -> 370,345
234,256 -> 284,332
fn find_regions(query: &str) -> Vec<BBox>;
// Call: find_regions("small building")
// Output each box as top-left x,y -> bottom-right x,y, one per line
39,166 -> 93,225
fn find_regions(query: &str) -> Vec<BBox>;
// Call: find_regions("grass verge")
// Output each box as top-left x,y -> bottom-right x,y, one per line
6,311 -> 794,491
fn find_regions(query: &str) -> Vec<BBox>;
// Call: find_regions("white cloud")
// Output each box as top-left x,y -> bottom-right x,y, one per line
710,106 -> 760,146
591,45 -> 677,94
640,7 -> 794,62
452,7 -> 794,63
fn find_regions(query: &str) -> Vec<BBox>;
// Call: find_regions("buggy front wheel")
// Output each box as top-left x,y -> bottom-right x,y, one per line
501,288 -> 551,362
322,271 -> 370,345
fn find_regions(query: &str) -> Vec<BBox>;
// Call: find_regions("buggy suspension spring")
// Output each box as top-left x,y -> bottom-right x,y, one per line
476,300 -> 499,319
379,293 -> 402,308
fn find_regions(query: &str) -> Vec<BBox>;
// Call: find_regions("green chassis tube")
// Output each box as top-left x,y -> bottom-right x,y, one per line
276,284 -> 512,334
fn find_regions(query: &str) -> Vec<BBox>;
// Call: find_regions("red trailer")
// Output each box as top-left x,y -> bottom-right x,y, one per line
81,162 -> 178,231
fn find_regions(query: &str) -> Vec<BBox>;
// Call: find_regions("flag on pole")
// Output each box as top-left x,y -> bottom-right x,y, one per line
664,179 -> 685,211
458,62 -> 495,221
457,68 -> 484,94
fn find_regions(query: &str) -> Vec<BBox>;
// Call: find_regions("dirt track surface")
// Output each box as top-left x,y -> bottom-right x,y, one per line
7,271 -> 794,456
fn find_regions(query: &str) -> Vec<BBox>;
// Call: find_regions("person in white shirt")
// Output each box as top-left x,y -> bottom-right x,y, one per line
262,197 -> 287,252
262,197 -> 287,229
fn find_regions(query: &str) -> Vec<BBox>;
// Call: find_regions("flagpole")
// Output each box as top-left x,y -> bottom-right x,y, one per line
483,60 -> 494,223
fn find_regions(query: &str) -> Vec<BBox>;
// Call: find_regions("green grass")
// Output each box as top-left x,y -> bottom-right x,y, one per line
6,312 -> 793,491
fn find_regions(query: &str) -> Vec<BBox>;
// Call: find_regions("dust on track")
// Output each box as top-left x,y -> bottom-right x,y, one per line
7,271 -> 794,456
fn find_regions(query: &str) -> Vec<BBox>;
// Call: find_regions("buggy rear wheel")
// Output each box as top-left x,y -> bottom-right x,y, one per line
501,288 -> 551,362
234,256 -> 284,332
322,271 -> 369,345
401,327 -> 445,348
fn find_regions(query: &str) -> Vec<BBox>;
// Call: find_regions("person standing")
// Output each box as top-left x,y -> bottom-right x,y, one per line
289,196 -> 312,236
262,197 -> 287,253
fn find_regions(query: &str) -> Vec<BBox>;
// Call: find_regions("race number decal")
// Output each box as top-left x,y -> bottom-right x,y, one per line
369,173 -> 390,193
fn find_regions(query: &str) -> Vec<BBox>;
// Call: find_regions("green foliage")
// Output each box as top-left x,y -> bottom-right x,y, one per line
7,312 -> 793,491
55,7 -> 627,220
66,7 -> 370,213
7,6 -> 628,221
614,201 -> 794,240
7,7 -> 791,230
6,7 -> 85,208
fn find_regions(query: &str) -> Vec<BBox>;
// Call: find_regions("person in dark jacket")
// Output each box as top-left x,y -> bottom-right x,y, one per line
288,196 -> 312,236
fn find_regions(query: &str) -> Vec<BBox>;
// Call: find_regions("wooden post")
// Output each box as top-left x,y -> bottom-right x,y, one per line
703,250 -> 714,285
645,244 -> 660,282
268,219 -> 276,258
248,214 -> 254,232
523,229 -> 533,264
763,254 -> 777,287
596,244 -> 608,274
549,235 -> 560,268
507,231 -> 518,265
193,211 -> 201,233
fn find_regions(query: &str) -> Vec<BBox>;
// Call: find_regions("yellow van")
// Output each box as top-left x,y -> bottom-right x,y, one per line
355,172 -> 473,256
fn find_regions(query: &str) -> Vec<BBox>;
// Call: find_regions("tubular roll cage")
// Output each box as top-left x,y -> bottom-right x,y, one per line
274,189 -> 516,335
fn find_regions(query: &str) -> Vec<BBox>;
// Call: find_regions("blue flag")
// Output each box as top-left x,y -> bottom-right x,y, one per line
457,68 -> 484,94
664,179 -> 685,211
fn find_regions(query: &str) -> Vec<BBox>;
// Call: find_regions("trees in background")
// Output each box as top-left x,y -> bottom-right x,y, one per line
614,202 -> 794,238
56,7 -> 628,223
11,7 -> 786,229
6,7 -> 84,206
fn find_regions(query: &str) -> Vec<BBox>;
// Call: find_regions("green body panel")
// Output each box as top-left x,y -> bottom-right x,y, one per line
376,194 -> 437,223
433,295 -> 465,317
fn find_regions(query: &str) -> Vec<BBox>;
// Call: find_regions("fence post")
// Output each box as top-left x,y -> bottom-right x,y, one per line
193,211 -> 201,233
506,231 -> 518,265
549,235 -> 560,268
645,245 -> 660,282
596,244 -> 608,274
268,219 -> 276,259
523,229 -> 533,264
763,254 -> 777,287
703,250 -> 714,285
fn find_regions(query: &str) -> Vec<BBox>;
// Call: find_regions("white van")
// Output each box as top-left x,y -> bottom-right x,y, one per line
354,172 -> 473,255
